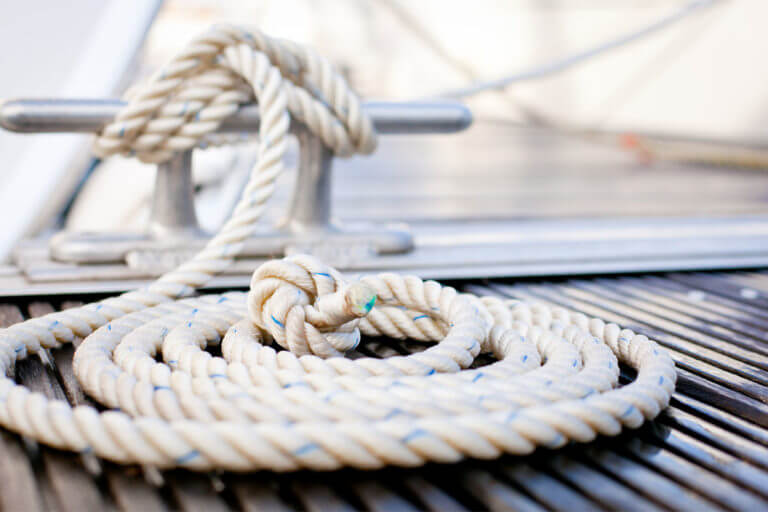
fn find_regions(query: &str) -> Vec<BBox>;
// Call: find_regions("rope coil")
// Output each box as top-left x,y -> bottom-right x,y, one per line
0,25 -> 675,472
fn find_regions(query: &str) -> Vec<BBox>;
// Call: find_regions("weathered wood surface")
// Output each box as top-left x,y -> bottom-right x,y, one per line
0,270 -> 767,511
297,125 -> 768,224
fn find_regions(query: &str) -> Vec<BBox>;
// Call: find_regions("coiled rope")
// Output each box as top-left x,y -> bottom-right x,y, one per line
0,25 -> 676,472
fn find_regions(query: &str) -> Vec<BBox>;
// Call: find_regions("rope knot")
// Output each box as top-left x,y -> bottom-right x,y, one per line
247,255 -> 376,357
93,24 -> 376,163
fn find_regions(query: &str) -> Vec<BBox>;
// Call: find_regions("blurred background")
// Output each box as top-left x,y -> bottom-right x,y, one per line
0,0 -> 766,263
140,0 -> 762,138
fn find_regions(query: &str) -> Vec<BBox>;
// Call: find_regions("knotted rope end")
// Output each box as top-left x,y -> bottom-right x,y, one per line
346,282 -> 377,317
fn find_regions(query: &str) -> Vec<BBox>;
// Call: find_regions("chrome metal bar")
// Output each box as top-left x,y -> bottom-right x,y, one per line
282,125 -> 334,231
3,97 -> 470,265
0,99 -> 472,134
149,151 -> 203,239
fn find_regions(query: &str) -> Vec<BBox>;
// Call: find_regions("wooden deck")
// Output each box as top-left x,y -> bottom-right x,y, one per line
1,270 -> 767,511
329,123 -> 768,222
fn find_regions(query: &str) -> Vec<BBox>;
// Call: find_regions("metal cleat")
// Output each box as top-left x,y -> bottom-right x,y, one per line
5,98 -> 766,297
0,98 -> 472,270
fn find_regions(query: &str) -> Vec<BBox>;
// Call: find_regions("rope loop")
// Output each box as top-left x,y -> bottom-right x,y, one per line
248,255 -> 377,357
94,24 -> 376,163
0,25 -> 677,472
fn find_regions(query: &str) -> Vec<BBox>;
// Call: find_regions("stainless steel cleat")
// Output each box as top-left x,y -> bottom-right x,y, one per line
1,98 -> 471,270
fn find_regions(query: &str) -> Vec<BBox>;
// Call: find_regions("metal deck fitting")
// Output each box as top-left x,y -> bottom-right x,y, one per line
3,102 -> 768,292
1,98 -> 472,270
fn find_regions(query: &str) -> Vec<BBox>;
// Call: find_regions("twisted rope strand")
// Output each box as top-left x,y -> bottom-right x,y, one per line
94,25 -> 375,163
0,25 -> 676,472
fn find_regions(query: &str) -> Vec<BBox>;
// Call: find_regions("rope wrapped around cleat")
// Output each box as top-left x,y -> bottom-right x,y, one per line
0,25 -> 676,472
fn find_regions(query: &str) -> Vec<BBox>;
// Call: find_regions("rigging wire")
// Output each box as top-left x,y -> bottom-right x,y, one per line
375,0 -> 554,126
382,0 -> 763,168
431,0 -> 724,99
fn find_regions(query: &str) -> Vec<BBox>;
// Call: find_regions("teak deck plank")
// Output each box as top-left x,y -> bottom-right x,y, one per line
1,271 -> 768,510
20,302 -> 108,512
0,304 -> 45,512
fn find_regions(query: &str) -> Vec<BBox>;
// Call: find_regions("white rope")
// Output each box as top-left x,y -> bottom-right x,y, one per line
0,25 -> 676,472
93,24 -> 376,164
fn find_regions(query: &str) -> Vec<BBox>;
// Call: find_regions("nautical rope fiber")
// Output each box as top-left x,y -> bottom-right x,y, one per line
0,25 -> 676,472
